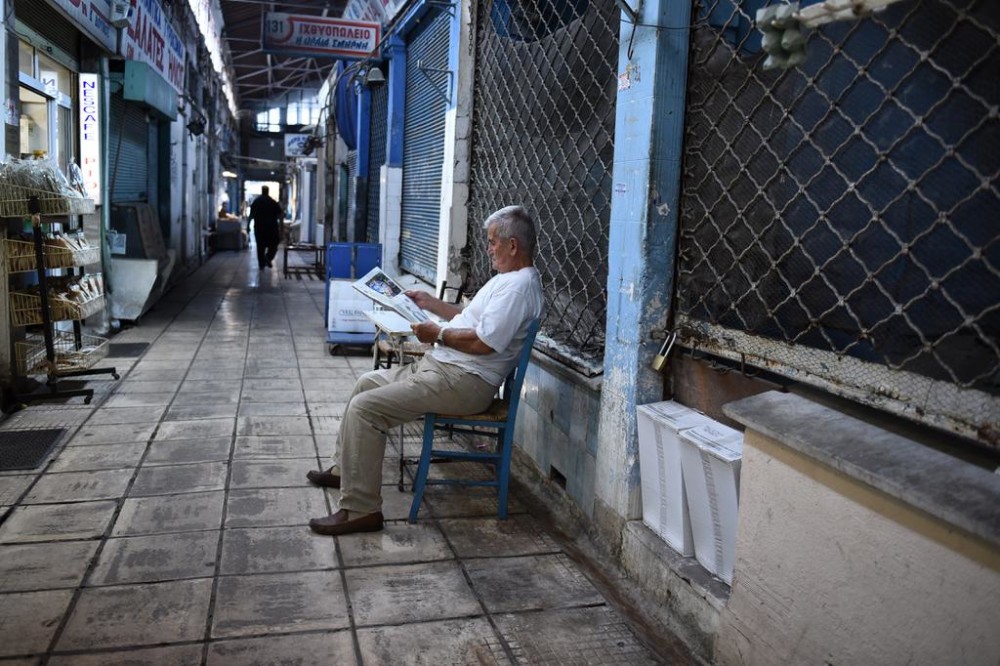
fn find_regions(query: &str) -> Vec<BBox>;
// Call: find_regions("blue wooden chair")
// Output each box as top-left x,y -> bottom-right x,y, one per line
408,318 -> 541,523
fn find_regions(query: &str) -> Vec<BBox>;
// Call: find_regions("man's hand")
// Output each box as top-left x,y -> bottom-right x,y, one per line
411,321 -> 440,344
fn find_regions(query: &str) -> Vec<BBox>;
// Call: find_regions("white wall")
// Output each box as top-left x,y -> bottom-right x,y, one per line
715,430 -> 1000,665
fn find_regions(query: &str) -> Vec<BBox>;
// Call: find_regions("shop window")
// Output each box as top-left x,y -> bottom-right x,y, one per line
38,53 -> 72,98
18,40 -> 34,77
19,86 -> 49,159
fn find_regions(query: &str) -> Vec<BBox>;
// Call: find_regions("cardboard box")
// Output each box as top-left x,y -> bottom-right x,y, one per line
680,422 -> 744,584
327,279 -> 377,334
636,401 -> 714,555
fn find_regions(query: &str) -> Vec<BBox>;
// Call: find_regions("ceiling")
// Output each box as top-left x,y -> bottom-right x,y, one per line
219,0 -> 349,112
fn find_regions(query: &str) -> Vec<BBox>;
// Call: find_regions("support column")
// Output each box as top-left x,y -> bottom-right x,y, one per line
379,34 -> 406,276
594,0 -> 693,538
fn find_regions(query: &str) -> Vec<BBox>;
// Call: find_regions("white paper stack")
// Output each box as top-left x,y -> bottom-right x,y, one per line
636,401 -> 714,555
679,422 -> 744,584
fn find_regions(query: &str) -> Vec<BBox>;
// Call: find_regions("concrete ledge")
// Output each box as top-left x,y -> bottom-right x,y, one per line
723,391 -> 1000,549
621,520 -> 729,662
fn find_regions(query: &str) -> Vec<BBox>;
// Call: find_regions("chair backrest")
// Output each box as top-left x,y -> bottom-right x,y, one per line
500,318 -> 541,418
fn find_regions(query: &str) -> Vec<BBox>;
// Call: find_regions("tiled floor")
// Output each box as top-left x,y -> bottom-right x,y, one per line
0,249 -> 685,664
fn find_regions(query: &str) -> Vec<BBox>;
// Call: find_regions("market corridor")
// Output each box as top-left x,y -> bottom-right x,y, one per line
0,249 -> 677,664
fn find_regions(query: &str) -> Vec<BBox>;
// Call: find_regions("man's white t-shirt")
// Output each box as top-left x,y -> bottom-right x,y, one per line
430,266 -> 544,386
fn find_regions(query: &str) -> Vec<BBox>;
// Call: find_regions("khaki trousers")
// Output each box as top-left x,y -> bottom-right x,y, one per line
336,355 -> 497,514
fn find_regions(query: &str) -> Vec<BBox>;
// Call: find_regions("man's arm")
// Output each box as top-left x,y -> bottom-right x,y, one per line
406,290 -> 463,321
411,321 -> 493,355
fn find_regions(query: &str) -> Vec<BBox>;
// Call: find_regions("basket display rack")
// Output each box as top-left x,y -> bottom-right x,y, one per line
3,191 -> 118,407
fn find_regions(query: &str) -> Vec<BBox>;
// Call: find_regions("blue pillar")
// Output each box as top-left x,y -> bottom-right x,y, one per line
385,34 -> 407,167
595,0 -> 693,524
356,83 -> 371,176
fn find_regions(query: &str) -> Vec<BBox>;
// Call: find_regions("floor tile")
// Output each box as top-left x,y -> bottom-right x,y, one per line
464,554 -> 604,613
240,388 -> 305,403
225,487 -> 328,528
47,644 -> 203,665
424,486 -> 526,520
338,522 -> 453,567
345,561 -> 481,626
236,416 -> 312,437
206,632 -> 356,665
0,590 -> 74,657
101,393 -> 174,408
219,526 -> 337,575
232,435 -> 317,459
48,442 -> 147,473
86,406 -> 168,426
143,438 -> 232,465
177,380 -> 242,395
211,571 -> 349,638
89,531 -> 219,585
186,367 -> 244,380
155,419 -> 235,441
0,501 -> 117,543
171,389 -> 241,406
494,606 -> 662,664
67,424 -> 156,446
129,462 -> 228,496
164,404 -> 240,421
57,579 -> 213,650
0,542 -> 99,591
241,378 -> 303,392
22,469 -> 134,503
0,474 -> 35,505
237,402 -> 308,417
439,515 -> 562,558
229,459 -> 316,489
125,368 -> 188,381
113,492 -> 225,536
113,380 -> 182,395
357,617 -> 509,666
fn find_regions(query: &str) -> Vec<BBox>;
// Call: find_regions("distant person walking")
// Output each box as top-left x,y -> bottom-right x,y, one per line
248,186 -> 283,269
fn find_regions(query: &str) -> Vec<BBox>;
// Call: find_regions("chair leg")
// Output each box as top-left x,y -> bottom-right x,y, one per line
408,414 -> 436,523
497,428 -> 512,520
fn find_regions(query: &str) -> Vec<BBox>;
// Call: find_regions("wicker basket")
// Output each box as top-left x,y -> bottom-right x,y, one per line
0,183 -> 95,218
10,292 -> 105,326
15,331 -> 109,376
3,238 -> 101,273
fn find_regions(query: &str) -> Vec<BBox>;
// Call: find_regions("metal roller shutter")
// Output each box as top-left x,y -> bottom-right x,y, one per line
346,150 -> 358,237
366,81 -> 388,245
400,11 -> 449,281
109,94 -> 149,202
15,1 -> 79,57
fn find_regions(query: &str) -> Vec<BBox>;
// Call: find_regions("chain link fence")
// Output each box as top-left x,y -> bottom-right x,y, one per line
467,0 -> 619,374
676,0 -> 999,444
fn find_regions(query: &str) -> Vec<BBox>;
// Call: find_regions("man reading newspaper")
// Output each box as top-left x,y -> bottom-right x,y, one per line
307,206 -> 545,536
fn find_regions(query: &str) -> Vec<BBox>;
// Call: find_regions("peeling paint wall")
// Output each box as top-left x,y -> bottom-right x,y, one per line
516,357 -> 602,513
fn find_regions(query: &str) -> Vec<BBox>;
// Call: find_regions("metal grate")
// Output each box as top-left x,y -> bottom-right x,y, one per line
367,77 -> 389,245
675,0 -> 999,444
467,0 -> 619,373
0,429 -> 64,471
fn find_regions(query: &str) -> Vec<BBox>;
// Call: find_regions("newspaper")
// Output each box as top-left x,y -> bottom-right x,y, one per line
352,267 -> 429,323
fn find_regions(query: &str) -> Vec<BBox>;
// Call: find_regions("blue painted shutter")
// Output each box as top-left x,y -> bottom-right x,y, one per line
401,11 -> 450,281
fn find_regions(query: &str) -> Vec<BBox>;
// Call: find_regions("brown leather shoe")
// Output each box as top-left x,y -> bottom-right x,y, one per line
306,469 -> 341,488
309,509 -> 384,536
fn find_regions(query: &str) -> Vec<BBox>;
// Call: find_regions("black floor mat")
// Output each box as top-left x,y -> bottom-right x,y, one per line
107,342 -> 150,358
0,429 -> 64,470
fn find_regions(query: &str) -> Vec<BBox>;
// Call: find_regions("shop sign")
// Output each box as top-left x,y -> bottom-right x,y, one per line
120,0 -> 186,93
78,74 -> 102,205
46,0 -> 117,53
285,133 -> 309,157
263,12 -> 380,60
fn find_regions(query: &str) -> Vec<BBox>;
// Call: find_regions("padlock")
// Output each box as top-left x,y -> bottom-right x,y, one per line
651,331 -> 677,372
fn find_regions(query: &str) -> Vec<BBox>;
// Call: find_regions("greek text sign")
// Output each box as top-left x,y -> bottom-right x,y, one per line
47,0 -> 117,53
263,12 -> 380,60
120,0 -> 186,93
